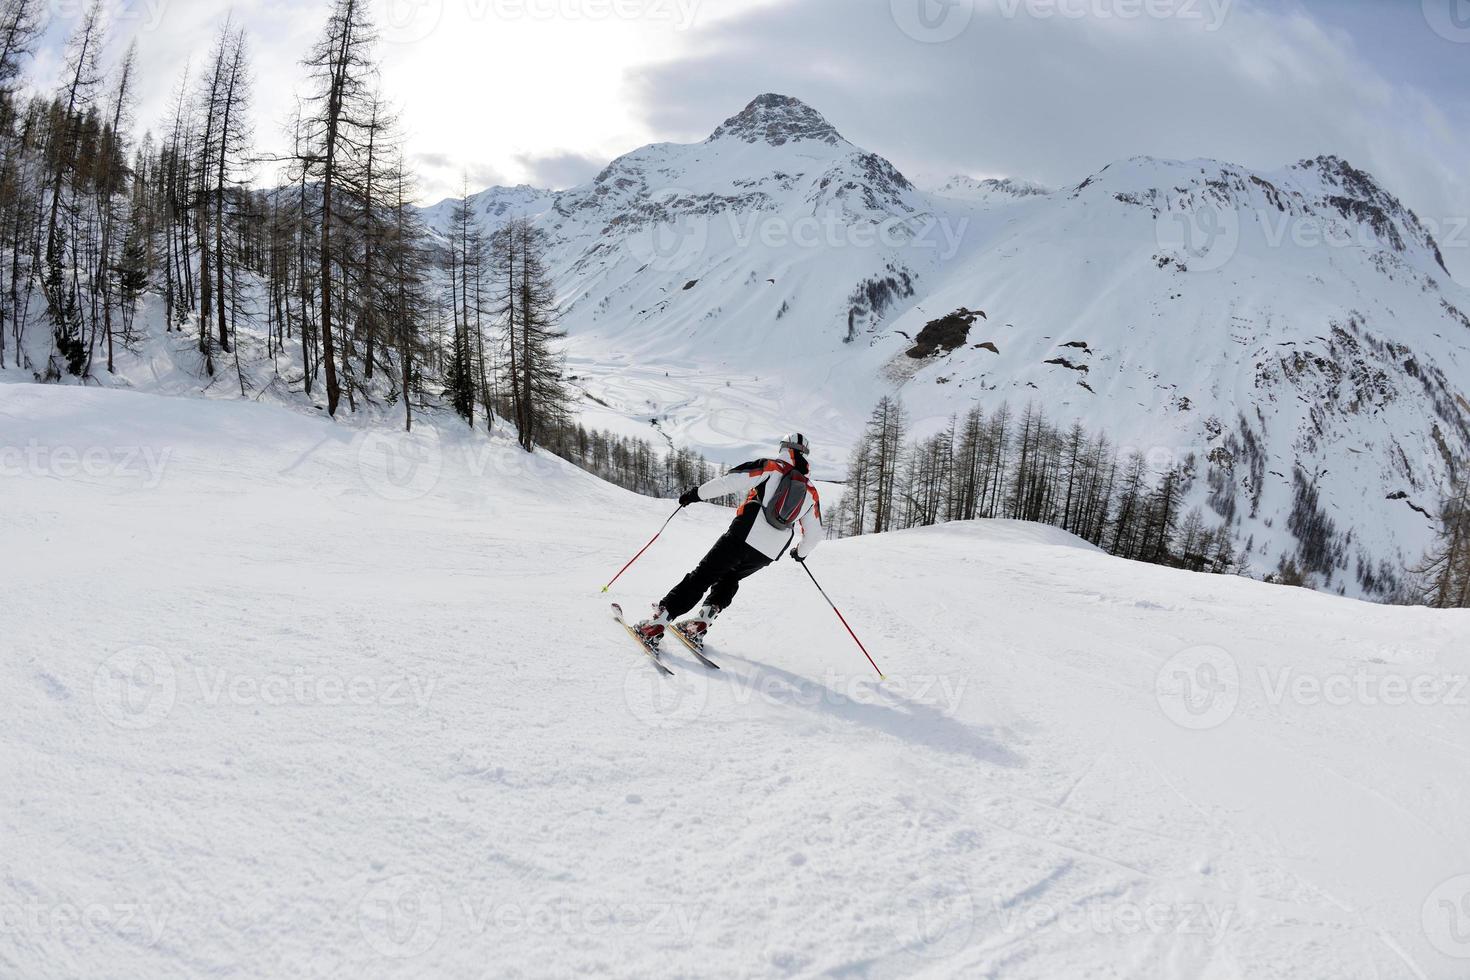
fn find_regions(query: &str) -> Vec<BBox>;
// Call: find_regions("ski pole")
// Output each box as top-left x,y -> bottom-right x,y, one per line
798,561 -> 884,679
601,505 -> 683,593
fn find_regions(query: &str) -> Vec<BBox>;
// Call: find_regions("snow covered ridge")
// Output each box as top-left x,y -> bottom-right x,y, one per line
931,175 -> 1052,202
1090,153 -> 1461,275
5,383 -> 1470,978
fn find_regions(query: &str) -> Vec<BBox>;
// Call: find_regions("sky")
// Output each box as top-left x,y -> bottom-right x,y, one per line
26,0 -> 1470,279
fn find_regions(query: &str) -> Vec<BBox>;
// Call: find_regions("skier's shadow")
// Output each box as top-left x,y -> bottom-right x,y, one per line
706,654 -> 1024,768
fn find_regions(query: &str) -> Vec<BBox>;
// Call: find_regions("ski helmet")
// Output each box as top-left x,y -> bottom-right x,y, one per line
779,432 -> 810,456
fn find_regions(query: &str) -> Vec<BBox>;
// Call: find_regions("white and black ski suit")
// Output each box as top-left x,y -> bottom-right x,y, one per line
659,458 -> 825,620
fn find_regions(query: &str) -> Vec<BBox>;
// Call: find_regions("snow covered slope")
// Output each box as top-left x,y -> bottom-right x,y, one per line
423,97 -> 1470,595
4,383 -> 1468,978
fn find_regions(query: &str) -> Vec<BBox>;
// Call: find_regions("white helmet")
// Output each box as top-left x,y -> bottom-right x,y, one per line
779,432 -> 810,456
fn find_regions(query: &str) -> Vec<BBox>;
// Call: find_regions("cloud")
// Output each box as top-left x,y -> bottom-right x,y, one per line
412,151 -> 456,170
466,161 -> 509,188
627,0 -> 1470,281
512,149 -> 606,189
19,0 -> 1468,282
411,154 -> 510,205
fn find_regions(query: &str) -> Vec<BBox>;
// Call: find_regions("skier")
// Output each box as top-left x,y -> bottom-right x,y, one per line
634,433 -> 824,650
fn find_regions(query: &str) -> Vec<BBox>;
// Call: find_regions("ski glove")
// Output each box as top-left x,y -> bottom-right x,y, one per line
789,548 -> 805,562
678,487 -> 701,507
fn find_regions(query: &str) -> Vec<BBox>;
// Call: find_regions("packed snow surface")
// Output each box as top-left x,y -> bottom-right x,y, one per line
3,384 -> 1469,978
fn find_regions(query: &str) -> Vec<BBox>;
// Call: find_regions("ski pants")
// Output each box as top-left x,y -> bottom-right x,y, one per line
660,532 -> 773,620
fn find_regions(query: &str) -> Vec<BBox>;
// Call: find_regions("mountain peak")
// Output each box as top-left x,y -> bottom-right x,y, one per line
1292,155 -> 1396,206
708,94 -> 843,147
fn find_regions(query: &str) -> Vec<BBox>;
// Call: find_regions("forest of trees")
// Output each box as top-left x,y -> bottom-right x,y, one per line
0,0 -> 572,449
0,0 -> 713,494
830,397 -> 1470,606
831,396 -> 1237,576
547,424 -> 716,498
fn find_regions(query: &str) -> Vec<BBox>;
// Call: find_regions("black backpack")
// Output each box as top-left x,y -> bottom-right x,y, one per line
762,461 -> 810,530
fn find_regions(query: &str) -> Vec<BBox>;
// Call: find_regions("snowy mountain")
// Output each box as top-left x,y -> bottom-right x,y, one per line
425,94 -> 938,362
889,154 -> 1470,596
6,382 -> 1468,978
418,182 -> 556,232
930,175 -> 1051,203
419,94 -> 963,466
422,97 -> 1470,597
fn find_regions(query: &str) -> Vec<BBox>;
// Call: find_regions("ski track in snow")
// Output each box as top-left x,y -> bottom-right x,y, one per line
2,384 -> 1469,979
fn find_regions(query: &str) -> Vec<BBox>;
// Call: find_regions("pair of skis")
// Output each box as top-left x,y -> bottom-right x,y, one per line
611,603 -> 719,675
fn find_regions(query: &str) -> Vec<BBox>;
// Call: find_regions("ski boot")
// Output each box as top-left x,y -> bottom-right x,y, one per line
632,605 -> 670,651
673,603 -> 721,652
